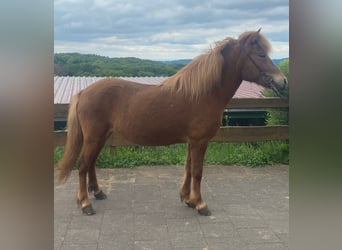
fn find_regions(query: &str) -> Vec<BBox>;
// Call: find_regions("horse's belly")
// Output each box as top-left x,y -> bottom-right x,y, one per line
114,123 -> 186,146
112,91 -> 191,145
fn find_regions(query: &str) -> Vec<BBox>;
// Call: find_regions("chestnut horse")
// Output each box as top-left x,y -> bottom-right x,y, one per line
57,30 -> 287,216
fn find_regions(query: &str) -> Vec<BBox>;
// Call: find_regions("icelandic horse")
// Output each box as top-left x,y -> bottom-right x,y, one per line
57,30 -> 287,216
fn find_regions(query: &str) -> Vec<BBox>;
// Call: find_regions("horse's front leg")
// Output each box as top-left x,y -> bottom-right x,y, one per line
180,143 -> 192,202
186,140 -> 211,216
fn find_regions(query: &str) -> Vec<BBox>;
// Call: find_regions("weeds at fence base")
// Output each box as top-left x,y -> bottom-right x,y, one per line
54,141 -> 288,169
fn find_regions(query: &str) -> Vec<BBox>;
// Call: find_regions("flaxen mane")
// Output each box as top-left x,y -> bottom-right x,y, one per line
160,37 -> 234,100
160,31 -> 272,100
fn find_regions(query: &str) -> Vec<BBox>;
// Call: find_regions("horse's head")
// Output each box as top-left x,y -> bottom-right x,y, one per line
238,29 -> 288,96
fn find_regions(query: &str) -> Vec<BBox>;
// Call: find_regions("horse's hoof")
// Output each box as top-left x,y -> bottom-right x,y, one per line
198,207 -> 211,216
94,190 -> 107,200
82,204 -> 96,215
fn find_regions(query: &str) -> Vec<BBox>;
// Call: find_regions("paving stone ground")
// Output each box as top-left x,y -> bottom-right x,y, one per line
54,165 -> 288,250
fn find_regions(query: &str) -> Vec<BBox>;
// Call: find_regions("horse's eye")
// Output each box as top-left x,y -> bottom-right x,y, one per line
259,54 -> 266,58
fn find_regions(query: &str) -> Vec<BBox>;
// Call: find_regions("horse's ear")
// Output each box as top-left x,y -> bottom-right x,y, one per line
238,30 -> 260,47
257,28 -> 261,33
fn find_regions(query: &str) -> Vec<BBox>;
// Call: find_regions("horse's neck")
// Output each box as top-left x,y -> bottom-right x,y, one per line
213,43 -> 244,107
213,68 -> 243,108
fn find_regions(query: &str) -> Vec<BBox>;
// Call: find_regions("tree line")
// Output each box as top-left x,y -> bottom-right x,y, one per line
55,52 -> 288,77
54,53 -> 185,77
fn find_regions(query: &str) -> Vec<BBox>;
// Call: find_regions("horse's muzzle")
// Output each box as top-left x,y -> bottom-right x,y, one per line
274,78 -> 287,96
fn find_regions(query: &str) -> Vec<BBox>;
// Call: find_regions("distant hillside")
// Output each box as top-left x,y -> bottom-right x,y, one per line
54,53 -> 184,77
162,58 -> 288,66
162,59 -> 192,65
54,53 -> 288,77
272,58 -> 288,65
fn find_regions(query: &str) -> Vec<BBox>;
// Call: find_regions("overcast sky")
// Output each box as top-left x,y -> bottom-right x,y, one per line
54,0 -> 289,60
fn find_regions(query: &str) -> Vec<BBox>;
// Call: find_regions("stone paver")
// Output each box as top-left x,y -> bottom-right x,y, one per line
55,165 -> 288,250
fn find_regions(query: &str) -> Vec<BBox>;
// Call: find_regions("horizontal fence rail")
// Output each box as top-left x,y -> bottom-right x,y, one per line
54,98 -> 289,146
54,98 -> 288,119
227,97 -> 289,109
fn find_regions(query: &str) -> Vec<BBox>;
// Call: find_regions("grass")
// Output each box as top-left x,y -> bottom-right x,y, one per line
54,141 -> 289,168
205,141 -> 288,166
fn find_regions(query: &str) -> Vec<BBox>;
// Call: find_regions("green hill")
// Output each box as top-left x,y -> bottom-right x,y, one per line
54,53 -> 288,77
54,53 -> 184,77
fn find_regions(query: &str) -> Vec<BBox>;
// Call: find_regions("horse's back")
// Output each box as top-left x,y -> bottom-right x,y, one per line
80,78 -> 151,99
78,77 -> 153,112
75,78 -> 151,138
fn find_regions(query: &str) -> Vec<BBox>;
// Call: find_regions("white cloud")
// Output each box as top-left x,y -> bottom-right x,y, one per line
269,41 -> 289,59
54,0 -> 289,60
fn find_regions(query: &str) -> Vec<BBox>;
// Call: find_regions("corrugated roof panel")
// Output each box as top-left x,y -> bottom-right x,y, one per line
54,76 -> 265,104
234,81 -> 265,98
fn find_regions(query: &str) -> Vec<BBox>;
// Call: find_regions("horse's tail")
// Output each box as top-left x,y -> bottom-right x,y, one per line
57,93 -> 83,184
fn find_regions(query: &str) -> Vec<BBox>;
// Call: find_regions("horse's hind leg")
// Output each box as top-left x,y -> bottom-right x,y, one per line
180,143 -> 191,203
77,139 -> 106,215
88,161 -> 107,200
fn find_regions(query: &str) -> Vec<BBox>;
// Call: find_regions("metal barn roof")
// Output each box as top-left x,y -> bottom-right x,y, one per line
54,76 -> 265,104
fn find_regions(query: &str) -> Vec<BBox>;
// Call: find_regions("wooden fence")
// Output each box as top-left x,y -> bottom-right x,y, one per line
54,97 -> 288,146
